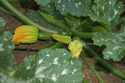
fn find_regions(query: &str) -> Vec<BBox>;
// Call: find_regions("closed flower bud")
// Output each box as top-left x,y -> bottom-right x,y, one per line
52,34 -> 71,44
12,25 -> 38,44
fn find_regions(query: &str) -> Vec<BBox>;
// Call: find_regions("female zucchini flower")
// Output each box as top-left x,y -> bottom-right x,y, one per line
12,25 -> 39,44
68,39 -> 83,58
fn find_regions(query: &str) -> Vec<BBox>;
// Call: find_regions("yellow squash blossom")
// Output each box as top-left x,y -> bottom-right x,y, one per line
12,25 -> 39,44
68,39 -> 84,58
52,34 -> 71,44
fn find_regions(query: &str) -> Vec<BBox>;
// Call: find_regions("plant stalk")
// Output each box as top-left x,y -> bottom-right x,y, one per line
39,12 -> 70,34
0,0 -> 57,33
83,56 -> 105,83
39,12 -> 93,38
71,29 -> 93,39
86,46 -> 125,80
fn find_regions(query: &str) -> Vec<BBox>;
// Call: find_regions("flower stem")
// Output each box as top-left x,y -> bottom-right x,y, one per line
71,29 -> 93,39
38,32 -> 52,40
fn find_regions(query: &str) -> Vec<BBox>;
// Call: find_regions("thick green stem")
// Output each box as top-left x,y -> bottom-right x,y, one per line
0,7 -> 14,16
50,43 -> 64,49
71,29 -> 93,39
38,32 -> 52,40
40,12 -> 93,38
96,56 -> 125,80
39,12 -> 70,34
86,46 -> 125,80
0,0 -> 57,33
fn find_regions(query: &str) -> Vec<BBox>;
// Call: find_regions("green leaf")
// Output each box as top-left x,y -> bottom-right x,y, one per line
26,10 -> 63,32
13,55 -> 37,80
93,32 -> 125,61
55,0 -> 92,17
89,0 -> 123,28
34,0 -> 123,29
34,0 -> 92,17
0,73 -> 25,83
0,73 -> 41,83
19,0 -> 31,7
3,48 -> 83,83
35,48 -> 83,83
0,17 -> 14,72
35,0 -> 51,6
0,17 -> 6,34
65,17 -> 95,32
0,32 -> 15,71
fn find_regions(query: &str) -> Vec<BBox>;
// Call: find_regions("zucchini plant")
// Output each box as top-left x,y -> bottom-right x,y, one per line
0,0 -> 125,82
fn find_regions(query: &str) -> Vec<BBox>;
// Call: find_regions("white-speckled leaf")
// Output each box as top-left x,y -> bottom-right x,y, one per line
93,32 -> 125,61
34,0 -> 92,17
0,73 -> 42,83
35,48 -> 83,83
7,48 -> 83,83
34,0 -> 51,6
55,0 -> 92,17
89,0 -> 123,27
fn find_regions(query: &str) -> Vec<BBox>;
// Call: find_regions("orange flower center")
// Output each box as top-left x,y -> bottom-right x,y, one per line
12,34 -> 27,44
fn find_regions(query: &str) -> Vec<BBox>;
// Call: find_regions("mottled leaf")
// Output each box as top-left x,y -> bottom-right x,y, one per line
34,0 -> 51,6
13,55 -> 37,80
93,32 -> 125,61
35,48 -> 83,83
0,73 -> 41,83
0,17 -> 14,72
55,0 -> 92,17
89,0 -> 123,28
2,48 -> 83,83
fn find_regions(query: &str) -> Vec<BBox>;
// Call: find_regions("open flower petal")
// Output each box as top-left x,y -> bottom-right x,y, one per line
68,39 -> 83,58
12,25 -> 39,44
